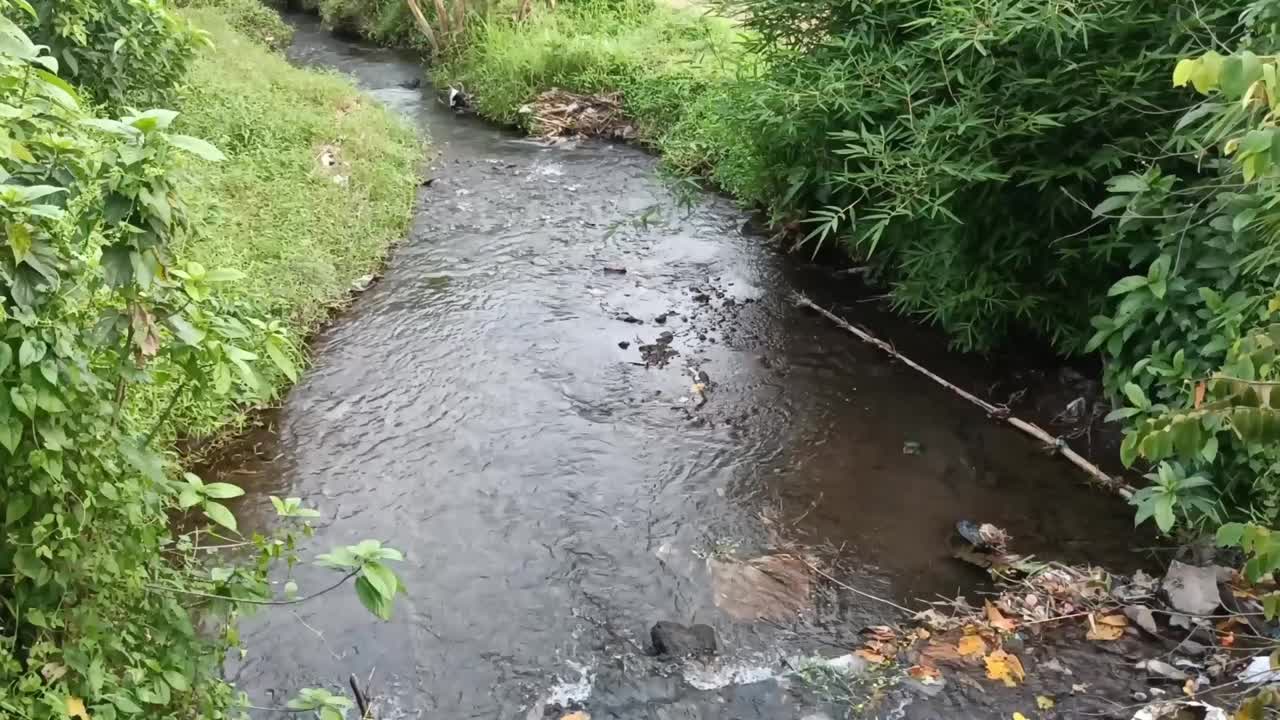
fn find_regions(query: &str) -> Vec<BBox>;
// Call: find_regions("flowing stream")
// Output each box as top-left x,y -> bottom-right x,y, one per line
217,15 -> 1146,718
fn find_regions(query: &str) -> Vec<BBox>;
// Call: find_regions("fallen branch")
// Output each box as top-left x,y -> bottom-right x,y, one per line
792,292 -> 1136,500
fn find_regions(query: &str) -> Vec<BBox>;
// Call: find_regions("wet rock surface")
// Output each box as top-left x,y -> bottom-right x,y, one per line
650,622 -> 718,657
215,13 -> 1157,720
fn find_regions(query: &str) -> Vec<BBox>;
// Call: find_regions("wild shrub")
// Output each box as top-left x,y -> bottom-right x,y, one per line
0,3 -> 409,717
20,0 -> 203,110
708,0 -> 1239,351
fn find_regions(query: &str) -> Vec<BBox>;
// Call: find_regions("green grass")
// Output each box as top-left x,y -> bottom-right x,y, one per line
441,1 -> 746,142
134,8 -> 423,438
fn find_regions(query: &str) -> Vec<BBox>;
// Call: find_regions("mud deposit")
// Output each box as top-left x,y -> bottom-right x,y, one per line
217,14 -> 1154,718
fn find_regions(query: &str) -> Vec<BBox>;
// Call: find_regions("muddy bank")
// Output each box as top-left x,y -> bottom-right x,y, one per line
213,13 -> 1155,718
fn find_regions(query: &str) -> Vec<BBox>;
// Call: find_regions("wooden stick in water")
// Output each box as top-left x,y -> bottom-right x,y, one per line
792,292 -> 1136,500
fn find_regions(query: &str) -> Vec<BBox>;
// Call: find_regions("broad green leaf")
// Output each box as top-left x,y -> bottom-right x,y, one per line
1191,51 -> 1224,94
164,133 -> 225,161
0,418 -> 21,453
1108,275 -> 1147,296
13,547 -> 43,579
128,109 -> 179,133
0,343 -> 11,375
11,385 -> 35,418
18,337 -> 44,367
354,575 -> 392,620
1154,494 -> 1176,533
1215,522 -> 1245,547
265,337 -> 298,382
6,494 -> 31,524
177,489 -> 201,509
1201,435 -> 1218,463
1106,175 -> 1148,193
361,562 -> 398,600
203,501 -> 238,533
161,670 -> 189,692
1123,382 -> 1149,409
1173,58 -> 1197,87
201,482 -> 244,499
7,222 -> 31,262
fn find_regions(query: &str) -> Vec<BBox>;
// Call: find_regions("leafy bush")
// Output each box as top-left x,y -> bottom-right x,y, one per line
174,0 -> 295,48
439,0 -> 744,141
21,0 -> 204,110
0,3 -> 418,718
702,0 -> 1241,351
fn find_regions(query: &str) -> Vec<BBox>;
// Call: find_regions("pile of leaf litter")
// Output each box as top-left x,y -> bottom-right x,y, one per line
826,524 -> 1280,719
518,89 -> 637,140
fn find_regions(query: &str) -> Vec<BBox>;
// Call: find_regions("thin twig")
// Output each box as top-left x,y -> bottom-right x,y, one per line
793,292 -> 1136,500
146,568 -> 359,606
797,555 -> 916,615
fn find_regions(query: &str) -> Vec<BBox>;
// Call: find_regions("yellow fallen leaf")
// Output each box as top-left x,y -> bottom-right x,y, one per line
1013,713 -> 1029,720
1085,617 -> 1124,641
985,649 -> 1024,687
65,697 -> 89,720
957,634 -> 988,656
1036,695 -> 1055,710
1098,614 -> 1128,627
560,713 -> 590,720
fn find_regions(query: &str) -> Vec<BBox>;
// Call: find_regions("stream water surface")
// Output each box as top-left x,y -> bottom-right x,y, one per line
218,15 -> 1148,718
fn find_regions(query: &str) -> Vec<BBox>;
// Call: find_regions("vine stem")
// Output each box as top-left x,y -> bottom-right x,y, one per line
146,568 -> 359,606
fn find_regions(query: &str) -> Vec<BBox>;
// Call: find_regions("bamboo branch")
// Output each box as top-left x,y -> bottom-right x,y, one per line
431,0 -> 452,37
404,0 -> 439,54
793,292 -> 1136,500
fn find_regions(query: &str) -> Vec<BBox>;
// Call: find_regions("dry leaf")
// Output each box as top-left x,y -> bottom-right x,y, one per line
1086,615 -> 1125,641
560,713 -> 590,720
65,697 -> 89,720
957,634 -> 988,656
985,649 -> 1025,687
915,627 -> 931,640
1072,682 -> 1090,693
864,625 -> 897,641
41,662 -> 67,682
1194,381 -> 1206,409
907,664 -> 943,684
985,600 -> 1018,632
1098,614 -> 1128,627
1036,695 -> 1055,710
855,649 -> 886,664
1183,677 -> 1196,696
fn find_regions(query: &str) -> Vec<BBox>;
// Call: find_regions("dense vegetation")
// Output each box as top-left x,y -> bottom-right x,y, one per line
0,1 -> 420,717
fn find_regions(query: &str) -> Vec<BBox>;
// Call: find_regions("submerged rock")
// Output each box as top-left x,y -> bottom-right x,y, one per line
708,554 -> 813,622
650,621 -> 718,657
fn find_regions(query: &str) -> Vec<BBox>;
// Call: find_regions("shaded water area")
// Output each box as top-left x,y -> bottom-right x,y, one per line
220,14 -> 1150,718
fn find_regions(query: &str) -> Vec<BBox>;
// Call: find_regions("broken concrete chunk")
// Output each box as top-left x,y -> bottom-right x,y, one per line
1161,560 -> 1220,616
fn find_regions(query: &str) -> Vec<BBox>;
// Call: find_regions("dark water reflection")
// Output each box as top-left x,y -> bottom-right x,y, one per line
216,15 -> 1142,718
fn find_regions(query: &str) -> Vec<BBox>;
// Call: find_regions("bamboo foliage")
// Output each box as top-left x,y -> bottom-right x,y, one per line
405,0 -> 554,55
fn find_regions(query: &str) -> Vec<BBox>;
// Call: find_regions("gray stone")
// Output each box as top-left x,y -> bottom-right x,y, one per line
1161,561 -> 1221,616
650,621 -> 717,657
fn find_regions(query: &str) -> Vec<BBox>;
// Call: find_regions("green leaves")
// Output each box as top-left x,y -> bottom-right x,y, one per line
163,133 -> 225,161
287,688 -> 354,720
178,473 -> 244,531
317,540 -> 405,620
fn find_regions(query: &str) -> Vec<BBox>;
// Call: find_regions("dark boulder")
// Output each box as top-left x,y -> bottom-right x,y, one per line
650,621 -> 717,657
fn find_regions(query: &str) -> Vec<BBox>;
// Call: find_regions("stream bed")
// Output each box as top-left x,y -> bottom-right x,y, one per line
216,14 -> 1150,719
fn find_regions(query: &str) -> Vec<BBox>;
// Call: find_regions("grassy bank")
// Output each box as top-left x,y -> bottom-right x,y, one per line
137,8 -> 423,438
439,0 -> 747,168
